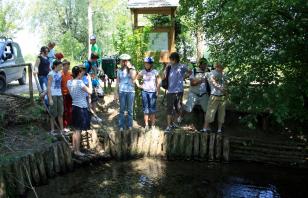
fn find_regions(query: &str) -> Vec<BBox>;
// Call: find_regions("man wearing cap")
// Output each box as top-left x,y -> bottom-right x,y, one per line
202,63 -> 227,133
179,58 -> 210,126
114,54 -> 136,132
90,34 -> 102,66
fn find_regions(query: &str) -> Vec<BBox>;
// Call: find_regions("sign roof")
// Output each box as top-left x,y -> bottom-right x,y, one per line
128,0 -> 179,8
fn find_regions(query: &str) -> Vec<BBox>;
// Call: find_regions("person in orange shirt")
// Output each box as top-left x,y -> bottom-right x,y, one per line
61,60 -> 72,131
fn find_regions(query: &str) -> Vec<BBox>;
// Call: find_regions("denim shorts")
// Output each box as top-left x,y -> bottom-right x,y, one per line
141,91 -> 157,114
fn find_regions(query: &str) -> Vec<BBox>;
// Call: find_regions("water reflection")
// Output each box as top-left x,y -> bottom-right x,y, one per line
27,158 -> 308,198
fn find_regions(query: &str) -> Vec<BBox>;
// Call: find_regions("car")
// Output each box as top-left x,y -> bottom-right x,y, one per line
0,37 -> 26,92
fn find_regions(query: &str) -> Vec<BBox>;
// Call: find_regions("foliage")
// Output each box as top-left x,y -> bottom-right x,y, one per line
200,0 -> 308,129
113,25 -> 152,70
28,0 -> 131,62
0,0 -> 24,37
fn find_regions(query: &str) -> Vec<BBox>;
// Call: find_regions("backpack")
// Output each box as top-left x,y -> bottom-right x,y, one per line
193,67 -> 211,94
161,65 -> 171,90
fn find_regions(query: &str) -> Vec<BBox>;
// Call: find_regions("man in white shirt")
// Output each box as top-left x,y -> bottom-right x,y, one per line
201,63 -> 227,133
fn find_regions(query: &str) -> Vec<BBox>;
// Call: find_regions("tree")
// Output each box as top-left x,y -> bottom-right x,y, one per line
0,0 -> 24,37
201,0 -> 308,130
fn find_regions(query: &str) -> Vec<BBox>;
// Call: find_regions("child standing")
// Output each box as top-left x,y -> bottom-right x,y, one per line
61,60 -> 72,131
47,60 -> 64,134
136,57 -> 160,131
67,66 -> 92,156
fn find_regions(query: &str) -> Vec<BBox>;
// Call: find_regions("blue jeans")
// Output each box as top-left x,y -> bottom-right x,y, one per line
38,75 -> 48,91
142,91 -> 157,114
118,92 -> 135,129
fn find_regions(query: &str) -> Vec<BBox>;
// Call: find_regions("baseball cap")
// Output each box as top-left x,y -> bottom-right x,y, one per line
90,34 -> 96,40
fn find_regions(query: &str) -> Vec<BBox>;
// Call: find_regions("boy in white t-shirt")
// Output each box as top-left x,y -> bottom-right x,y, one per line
47,60 -> 64,134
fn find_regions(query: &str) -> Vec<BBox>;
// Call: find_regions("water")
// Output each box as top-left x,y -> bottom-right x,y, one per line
27,158 -> 308,198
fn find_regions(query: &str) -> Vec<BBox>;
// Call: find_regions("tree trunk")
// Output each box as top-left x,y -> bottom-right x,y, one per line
196,28 -> 205,61
88,0 -> 93,58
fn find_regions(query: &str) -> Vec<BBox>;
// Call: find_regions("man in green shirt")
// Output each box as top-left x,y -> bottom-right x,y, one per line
90,34 -> 102,67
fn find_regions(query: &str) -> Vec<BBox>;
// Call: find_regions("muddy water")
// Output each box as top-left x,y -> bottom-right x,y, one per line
27,158 -> 308,198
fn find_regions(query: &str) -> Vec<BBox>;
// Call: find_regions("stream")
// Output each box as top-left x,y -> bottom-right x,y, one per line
27,158 -> 308,198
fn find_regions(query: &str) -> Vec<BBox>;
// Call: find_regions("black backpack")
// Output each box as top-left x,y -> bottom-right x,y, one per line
161,65 -> 171,90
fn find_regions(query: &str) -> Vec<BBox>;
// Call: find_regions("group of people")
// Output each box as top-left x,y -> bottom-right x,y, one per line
32,36 -> 227,156
33,36 -> 104,156
114,52 -> 227,134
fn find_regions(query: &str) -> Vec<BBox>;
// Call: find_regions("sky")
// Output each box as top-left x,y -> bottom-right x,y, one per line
15,28 -> 41,56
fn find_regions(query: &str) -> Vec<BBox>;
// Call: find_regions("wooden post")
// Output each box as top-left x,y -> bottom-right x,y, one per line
28,64 -> 34,104
184,133 -> 193,160
199,133 -> 209,160
223,137 -> 230,162
209,133 -> 216,161
193,133 -> 200,160
215,134 -> 222,161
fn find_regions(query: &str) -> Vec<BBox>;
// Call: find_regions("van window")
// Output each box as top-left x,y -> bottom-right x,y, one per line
13,46 -> 19,57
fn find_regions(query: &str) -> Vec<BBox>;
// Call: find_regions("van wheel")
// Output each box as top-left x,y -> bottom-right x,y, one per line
18,69 -> 26,85
0,74 -> 7,92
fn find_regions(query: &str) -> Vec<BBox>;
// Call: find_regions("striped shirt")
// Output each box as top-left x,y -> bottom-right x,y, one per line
67,79 -> 88,108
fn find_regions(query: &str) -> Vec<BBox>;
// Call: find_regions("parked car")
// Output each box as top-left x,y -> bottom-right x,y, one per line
0,37 -> 26,92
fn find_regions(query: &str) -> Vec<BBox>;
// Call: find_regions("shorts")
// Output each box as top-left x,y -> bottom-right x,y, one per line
72,106 -> 91,130
49,96 -> 64,118
205,95 -> 226,124
142,91 -> 157,114
166,92 -> 183,116
184,92 -> 209,112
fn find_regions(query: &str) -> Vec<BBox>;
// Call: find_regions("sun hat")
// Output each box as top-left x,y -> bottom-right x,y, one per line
119,54 -> 131,60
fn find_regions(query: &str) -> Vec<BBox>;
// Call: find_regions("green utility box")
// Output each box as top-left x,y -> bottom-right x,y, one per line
101,57 -> 117,79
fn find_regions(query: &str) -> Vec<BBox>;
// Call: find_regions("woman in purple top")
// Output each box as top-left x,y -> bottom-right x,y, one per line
136,57 -> 160,131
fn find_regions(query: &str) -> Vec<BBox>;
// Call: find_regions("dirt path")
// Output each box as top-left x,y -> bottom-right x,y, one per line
4,80 -> 38,96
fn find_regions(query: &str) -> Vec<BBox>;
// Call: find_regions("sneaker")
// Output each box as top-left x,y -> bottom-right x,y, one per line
164,126 -> 172,133
200,128 -> 209,133
74,151 -> 85,156
119,128 -> 124,132
96,117 -> 103,123
217,129 -> 222,133
171,123 -> 179,129
63,128 -> 70,132
49,130 -> 57,136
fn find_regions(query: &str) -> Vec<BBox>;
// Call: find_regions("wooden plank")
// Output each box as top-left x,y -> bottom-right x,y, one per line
230,145 -> 307,157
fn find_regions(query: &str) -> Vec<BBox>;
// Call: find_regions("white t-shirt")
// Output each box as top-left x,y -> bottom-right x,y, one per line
67,79 -> 88,108
209,69 -> 227,96
48,70 -> 62,96
139,69 -> 159,92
